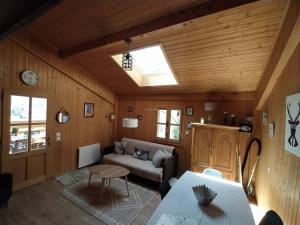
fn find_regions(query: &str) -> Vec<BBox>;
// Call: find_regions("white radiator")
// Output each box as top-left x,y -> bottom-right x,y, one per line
77,143 -> 101,168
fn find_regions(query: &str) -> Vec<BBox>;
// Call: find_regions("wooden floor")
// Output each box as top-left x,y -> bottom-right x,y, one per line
0,178 -> 161,225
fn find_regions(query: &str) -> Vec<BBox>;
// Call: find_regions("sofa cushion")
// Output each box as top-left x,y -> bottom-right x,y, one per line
114,141 -> 127,155
152,149 -> 173,168
132,148 -> 149,161
121,138 -> 175,160
103,154 -> 163,182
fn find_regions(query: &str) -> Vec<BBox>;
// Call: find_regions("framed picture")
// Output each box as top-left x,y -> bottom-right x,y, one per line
285,93 -> 300,157
186,107 -> 193,116
84,103 -> 94,118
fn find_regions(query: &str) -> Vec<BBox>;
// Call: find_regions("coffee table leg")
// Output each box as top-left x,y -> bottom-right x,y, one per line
88,173 -> 92,186
108,178 -> 111,188
125,175 -> 129,197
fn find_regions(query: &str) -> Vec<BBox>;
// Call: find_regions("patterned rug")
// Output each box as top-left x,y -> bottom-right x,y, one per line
58,170 -> 155,225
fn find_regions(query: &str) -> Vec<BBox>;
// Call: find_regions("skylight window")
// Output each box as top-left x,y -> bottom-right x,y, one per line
112,44 -> 178,86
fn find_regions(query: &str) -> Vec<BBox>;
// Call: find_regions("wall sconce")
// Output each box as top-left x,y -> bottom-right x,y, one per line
106,113 -> 116,121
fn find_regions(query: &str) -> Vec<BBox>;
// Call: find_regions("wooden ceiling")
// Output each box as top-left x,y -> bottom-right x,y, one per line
29,0 -> 287,95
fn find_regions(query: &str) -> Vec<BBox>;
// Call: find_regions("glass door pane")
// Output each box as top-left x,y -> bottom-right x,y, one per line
9,125 -> 29,154
31,97 -> 47,123
10,96 -> 29,124
31,124 -> 46,150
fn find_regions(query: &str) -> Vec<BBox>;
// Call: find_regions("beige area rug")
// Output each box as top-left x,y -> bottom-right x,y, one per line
62,177 -> 155,225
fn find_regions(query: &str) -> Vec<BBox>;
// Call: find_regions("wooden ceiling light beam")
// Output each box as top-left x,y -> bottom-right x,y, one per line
59,0 -> 258,58
255,0 -> 300,110
0,0 -> 62,41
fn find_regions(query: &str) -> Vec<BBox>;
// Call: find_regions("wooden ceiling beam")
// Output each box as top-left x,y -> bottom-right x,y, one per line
59,0 -> 258,57
0,0 -> 62,41
255,0 -> 300,110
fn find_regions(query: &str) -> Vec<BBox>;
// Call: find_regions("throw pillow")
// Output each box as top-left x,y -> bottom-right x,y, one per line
132,148 -> 149,161
152,150 -> 166,168
152,149 -> 173,168
114,141 -> 127,155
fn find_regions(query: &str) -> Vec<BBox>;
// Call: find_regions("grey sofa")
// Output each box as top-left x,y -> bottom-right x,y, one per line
103,138 -> 176,182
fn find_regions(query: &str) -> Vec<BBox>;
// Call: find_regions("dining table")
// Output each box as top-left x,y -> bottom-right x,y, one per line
147,171 -> 256,225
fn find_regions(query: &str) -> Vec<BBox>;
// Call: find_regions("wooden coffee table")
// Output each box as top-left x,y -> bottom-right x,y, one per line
87,164 -> 130,196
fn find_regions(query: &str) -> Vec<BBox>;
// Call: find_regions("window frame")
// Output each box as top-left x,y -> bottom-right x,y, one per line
155,108 -> 182,144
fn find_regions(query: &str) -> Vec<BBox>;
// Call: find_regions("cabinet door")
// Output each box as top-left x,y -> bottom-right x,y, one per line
211,129 -> 238,173
191,127 -> 212,172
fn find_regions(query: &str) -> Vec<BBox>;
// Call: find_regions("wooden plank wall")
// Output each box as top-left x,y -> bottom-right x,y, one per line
254,43 -> 300,225
117,94 -> 254,175
0,30 -> 116,182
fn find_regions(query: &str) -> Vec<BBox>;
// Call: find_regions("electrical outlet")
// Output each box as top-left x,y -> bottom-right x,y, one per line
269,123 -> 275,138
262,112 -> 268,125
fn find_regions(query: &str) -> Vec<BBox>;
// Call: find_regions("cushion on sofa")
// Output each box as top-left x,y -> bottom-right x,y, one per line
132,148 -> 149,161
114,141 -> 127,155
121,138 -> 175,160
103,154 -> 163,182
152,149 -> 173,168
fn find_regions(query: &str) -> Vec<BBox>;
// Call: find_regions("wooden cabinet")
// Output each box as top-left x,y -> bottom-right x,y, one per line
191,124 -> 239,181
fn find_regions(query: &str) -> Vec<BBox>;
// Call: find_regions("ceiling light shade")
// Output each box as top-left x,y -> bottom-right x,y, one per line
122,117 -> 138,128
122,52 -> 133,70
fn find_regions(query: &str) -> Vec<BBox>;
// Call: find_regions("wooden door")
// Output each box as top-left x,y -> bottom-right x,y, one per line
1,89 -> 53,190
211,129 -> 238,175
191,126 -> 212,172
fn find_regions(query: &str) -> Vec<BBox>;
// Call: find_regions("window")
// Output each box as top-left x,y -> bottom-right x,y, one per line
111,44 -> 178,86
156,109 -> 181,142
9,95 -> 47,154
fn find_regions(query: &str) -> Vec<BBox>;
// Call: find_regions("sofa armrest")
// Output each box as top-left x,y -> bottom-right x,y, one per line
162,150 -> 177,181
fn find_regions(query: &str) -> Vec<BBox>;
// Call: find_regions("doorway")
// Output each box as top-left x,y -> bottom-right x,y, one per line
1,90 -> 52,190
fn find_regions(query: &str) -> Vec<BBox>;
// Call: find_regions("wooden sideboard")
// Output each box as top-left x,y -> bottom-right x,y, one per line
191,123 -> 240,181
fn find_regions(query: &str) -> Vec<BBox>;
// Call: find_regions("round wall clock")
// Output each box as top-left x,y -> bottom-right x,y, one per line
20,70 -> 39,86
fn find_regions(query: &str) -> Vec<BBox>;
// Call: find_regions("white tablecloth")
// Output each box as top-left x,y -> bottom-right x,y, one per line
147,171 -> 255,225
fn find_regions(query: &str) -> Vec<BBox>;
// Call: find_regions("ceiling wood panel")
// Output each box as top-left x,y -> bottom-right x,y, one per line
29,0 -> 288,95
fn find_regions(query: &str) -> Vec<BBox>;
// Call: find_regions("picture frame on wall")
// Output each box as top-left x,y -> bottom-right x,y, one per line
84,103 -> 94,118
285,93 -> 300,157
186,107 -> 193,116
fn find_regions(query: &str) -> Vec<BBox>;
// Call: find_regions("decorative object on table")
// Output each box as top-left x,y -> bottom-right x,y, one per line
192,184 -> 217,206
56,107 -> 70,124
285,93 -> 300,157
84,103 -> 94,118
20,70 -> 39,86
223,112 -> 229,124
230,114 -> 236,125
200,116 -> 205,124
186,121 -> 192,129
186,107 -> 193,116
240,124 -> 253,133
122,38 -> 133,70
122,106 -> 140,128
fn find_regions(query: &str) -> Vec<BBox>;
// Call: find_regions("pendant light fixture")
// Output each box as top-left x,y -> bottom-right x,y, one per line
122,38 -> 133,70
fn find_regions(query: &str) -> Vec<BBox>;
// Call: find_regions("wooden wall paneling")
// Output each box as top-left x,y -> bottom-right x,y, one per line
117,95 -> 254,176
256,0 -> 300,109
255,42 -> 300,225
0,31 -> 116,188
